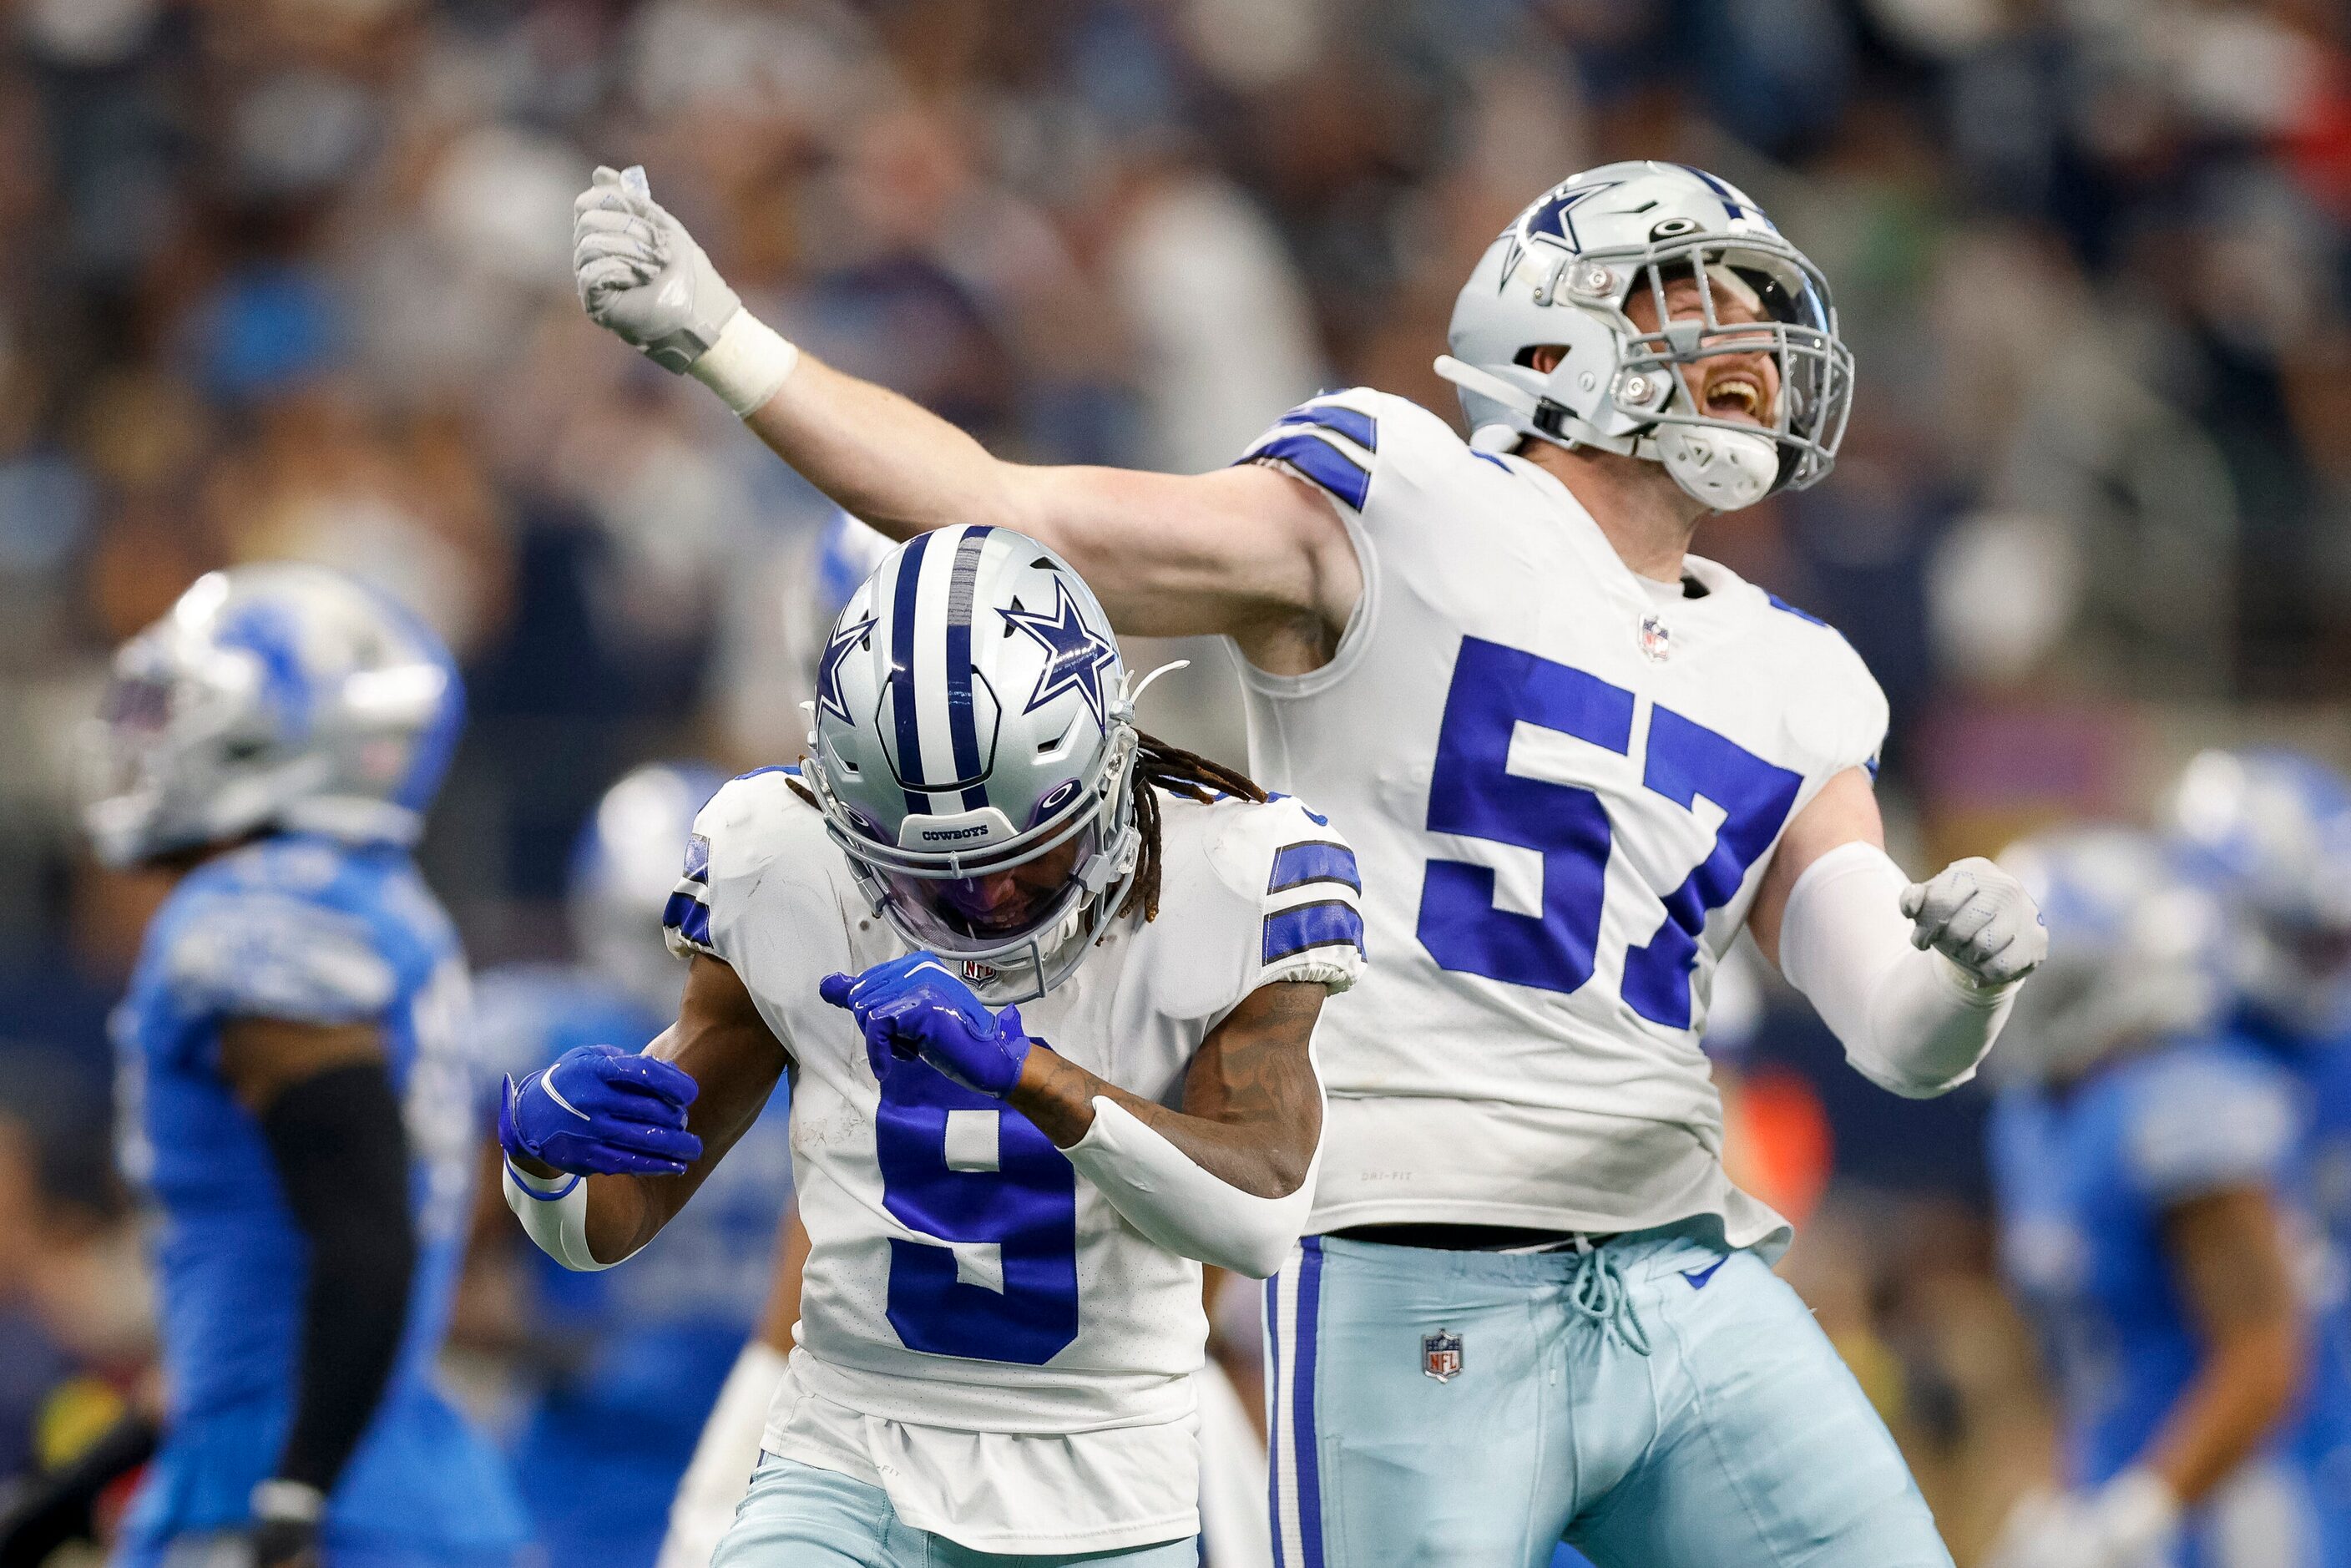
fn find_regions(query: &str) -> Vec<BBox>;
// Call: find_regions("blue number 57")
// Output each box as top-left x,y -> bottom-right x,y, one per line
1417,637 -> 1801,1026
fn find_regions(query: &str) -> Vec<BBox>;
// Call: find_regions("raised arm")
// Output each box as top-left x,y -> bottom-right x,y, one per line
571,166 -> 1357,671
502,953 -> 788,1267
824,957 -> 1327,1277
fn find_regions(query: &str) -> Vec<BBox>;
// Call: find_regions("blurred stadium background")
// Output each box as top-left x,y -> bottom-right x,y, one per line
0,0 -> 2347,1562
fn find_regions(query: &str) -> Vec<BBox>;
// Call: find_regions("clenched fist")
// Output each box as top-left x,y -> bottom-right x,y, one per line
571,165 -> 742,374
1902,856 -> 2047,986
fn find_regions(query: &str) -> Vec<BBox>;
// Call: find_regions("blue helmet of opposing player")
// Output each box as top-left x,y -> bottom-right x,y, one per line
569,761 -> 724,1010
1438,161 -> 1853,511
2165,747 -> 2351,1035
801,526 -> 1145,1003
1993,827 -> 2227,1084
83,563 -> 464,867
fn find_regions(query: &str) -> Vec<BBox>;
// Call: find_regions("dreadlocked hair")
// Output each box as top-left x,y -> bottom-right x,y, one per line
1115,730 -> 1267,926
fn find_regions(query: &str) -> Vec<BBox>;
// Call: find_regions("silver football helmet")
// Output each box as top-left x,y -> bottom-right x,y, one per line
1437,160 -> 1853,511
1992,827 -> 2227,1084
570,761 -> 724,1012
801,526 -> 1142,1002
2165,748 -> 2351,1036
83,563 -> 464,868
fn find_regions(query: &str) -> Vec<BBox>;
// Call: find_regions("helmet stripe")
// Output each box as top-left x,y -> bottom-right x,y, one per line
908,525 -> 965,808
943,524 -> 993,811
887,530 -> 933,816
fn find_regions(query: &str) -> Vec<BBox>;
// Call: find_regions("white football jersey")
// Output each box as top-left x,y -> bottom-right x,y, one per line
665,770 -> 1362,1551
1236,389 -> 1888,1253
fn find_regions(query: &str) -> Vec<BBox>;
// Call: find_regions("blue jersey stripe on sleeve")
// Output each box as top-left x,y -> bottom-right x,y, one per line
664,890 -> 713,950
1765,592 -> 1829,629
1263,899 -> 1366,965
1245,432 -> 1372,512
1277,402 -> 1378,453
1268,841 -> 1361,896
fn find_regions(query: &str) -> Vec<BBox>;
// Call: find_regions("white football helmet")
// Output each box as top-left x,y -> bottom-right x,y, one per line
801,526 -> 1144,1002
83,564 -> 464,867
571,761 -> 724,1012
1437,160 -> 1853,511
2165,748 -> 2351,1036
1993,827 -> 2227,1084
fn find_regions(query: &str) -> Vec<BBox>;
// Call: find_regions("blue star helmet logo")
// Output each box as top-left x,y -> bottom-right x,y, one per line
816,613 -> 876,726
1000,579 -> 1120,728
1497,177 -> 1625,284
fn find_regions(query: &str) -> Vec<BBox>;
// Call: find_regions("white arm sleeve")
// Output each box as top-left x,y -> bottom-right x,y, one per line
655,1338 -> 786,1568
1062,1098 -> 1319,1280
503,1159 -> 642,1272
1778,841 -> 2019,1100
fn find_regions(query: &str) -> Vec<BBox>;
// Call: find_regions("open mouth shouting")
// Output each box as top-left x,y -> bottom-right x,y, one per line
1701,365 -> 1770,425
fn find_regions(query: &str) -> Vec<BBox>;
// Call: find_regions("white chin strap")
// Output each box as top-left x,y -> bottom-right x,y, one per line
1656,423 -> 1777,511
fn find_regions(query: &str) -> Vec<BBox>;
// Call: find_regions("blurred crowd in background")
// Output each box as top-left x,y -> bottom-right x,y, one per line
0,0 -> 2347,1560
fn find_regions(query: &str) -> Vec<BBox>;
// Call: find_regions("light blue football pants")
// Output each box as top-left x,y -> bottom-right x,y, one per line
1264,1227 -> 1954,1568
710,1454 -> 1200,1566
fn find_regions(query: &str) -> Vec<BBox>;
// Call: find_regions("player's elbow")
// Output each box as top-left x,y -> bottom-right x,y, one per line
1202,1224 -> 1300,1282
1846,1045 -> 1974,1100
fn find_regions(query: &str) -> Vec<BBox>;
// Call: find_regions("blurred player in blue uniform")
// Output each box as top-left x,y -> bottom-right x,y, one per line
472,762 -> 793,1568
2168,749 -> 2351,1561
1987,827 -> 2318,1568
83,564 -> 528,1568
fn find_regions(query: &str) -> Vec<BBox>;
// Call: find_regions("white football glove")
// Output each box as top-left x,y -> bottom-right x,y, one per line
572,164 -> 742,374
1901,855 -> 2047,986
1984,1470 -> 2179,1568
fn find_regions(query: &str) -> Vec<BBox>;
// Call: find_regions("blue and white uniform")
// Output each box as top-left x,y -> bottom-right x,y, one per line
1234,388 -> 1943,1565
1990,1038 -> 2322,1566
112,835 -> 528,1568
668,771 -> 1363,1559
476,968 -> 792,1568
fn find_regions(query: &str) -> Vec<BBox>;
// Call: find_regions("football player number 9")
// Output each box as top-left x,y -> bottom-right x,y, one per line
874,1061 -> 1082,1364
1418,637 -> 1802,1028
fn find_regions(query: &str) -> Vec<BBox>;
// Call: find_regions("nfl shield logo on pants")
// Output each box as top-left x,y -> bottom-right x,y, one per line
1423,1329 -> 1464,1383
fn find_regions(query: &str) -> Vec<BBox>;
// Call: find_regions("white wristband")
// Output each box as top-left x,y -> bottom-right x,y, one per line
1063,1097 -> 1319,1279
687,309 -> 801,417
503,1156 -> 624,1272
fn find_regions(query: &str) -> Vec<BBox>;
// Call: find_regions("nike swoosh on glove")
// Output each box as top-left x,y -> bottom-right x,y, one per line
572,164 -> 742,373
502,1043 -> 703,1176
1901,856 -> 2048,985
820,953 -> 1034,1098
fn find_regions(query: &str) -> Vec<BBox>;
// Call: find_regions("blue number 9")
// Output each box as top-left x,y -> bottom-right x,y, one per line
872,1065 -> 1079,1365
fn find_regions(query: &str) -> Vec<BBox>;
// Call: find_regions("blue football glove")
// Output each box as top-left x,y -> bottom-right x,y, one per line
819,953 -> 1034,1098
500,1044 -> 703,1177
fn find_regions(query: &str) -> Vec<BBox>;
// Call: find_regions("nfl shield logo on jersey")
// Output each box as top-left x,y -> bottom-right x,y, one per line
1639,614 -> 1672,663
961,958 -> 999,986
1422,1329 -> 1464,1383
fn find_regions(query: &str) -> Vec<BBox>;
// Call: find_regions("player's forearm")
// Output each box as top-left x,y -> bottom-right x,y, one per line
1778,841 -> 2025,1097
742,352 -> 1037,540
2141,1318 -> 2302,1504
1011,1047 -> 1319,1278
1010,1046 -> 1312,1199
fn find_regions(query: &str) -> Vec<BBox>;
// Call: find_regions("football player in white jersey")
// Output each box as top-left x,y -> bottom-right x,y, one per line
498,528 -> 1363,1563
570,159 -> 2045,1565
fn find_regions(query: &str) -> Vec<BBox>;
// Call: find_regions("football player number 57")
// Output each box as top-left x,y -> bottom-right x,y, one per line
1417,636 -> 1801,1028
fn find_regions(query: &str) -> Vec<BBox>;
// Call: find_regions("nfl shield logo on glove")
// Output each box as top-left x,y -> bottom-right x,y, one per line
1422,1329 -> 1464,1383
